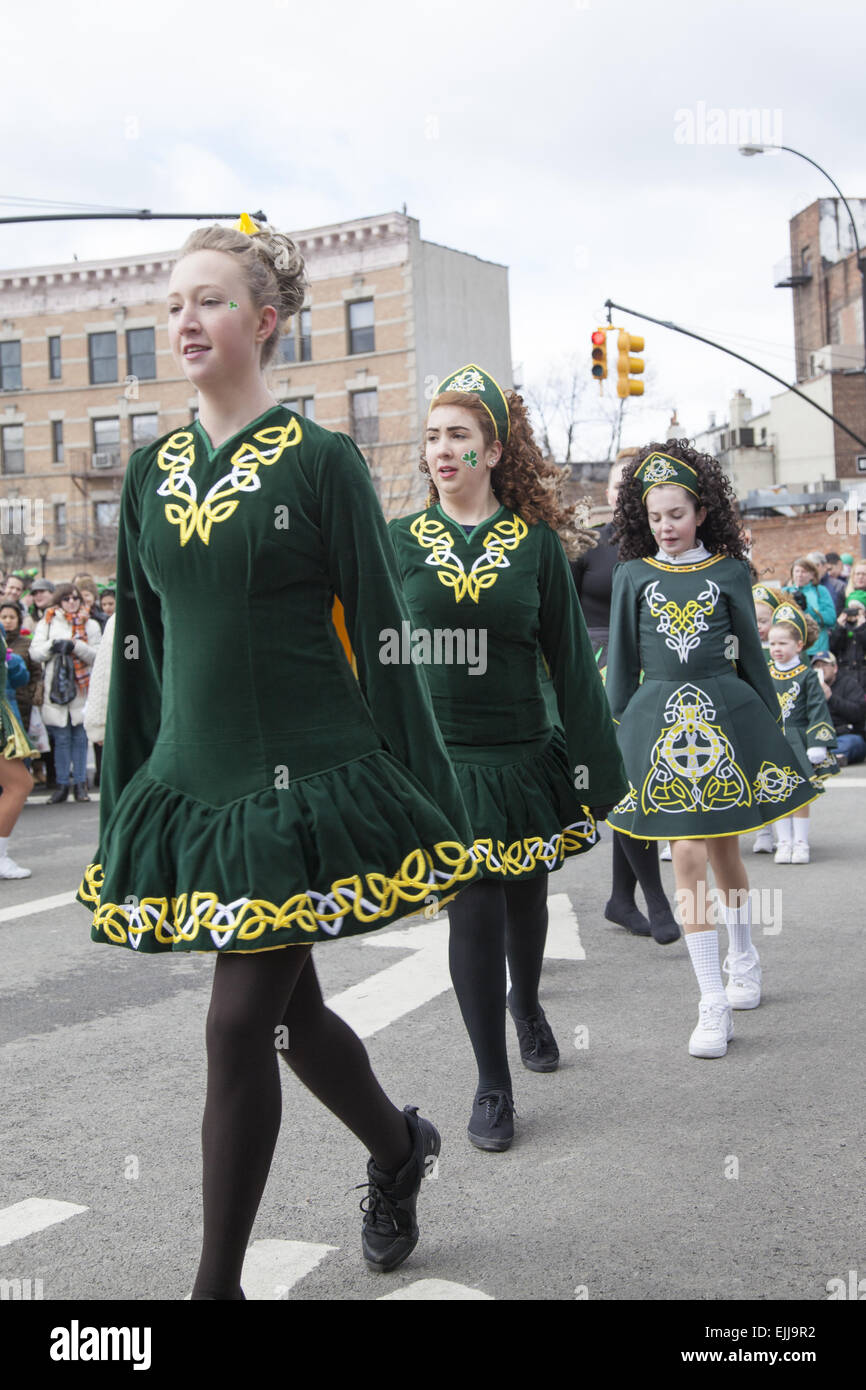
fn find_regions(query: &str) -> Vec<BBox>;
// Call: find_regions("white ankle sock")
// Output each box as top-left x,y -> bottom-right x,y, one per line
686,929 -> 726,1000
723,895 -> 753,956
793,818 -> 810,845
775,817 -> 793,843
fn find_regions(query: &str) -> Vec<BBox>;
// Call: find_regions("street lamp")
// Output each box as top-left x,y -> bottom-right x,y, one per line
37,537 -> 49,577
739,143 -> 866,382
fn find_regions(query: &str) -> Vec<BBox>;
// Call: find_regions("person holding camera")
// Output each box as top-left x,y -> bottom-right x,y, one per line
829,593 -> 866,692
813,651 -> 866,765
30,583 -> 101,803
783,557 -> 836,655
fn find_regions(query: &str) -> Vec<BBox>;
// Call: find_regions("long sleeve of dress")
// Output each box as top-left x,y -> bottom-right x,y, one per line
98,451 -> 165,838
537,524 -> 627,806
804,668 -> 837,748
605,562 -> 642,723
727,560 -> 784,722
311,433 -> 474,844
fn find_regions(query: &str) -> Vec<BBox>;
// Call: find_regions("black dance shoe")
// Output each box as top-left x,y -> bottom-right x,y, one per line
507,989 -> 560,1072
468,1090 -> 515,1152
48,785 -> 69,804
604,898 -> 652,936
359,1104 -> 441,1273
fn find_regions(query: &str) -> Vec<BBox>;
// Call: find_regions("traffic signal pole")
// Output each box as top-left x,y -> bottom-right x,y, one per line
603,297 -> 866,451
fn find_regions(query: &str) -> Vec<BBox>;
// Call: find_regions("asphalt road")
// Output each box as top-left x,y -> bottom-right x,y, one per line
1,773 -> 864,1304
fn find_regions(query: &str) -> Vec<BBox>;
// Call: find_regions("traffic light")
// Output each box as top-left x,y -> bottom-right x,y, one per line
616,330 -> 645,398
591,329 -> 607,390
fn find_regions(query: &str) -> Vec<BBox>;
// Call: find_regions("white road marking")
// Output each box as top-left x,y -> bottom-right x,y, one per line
0,891 -> 76,924
241,1239 -> 338,1300
827,777 -> 866,787
326,892 -> 584,1038
0,1197 -> 88,1247
378,1278 -> 493,1300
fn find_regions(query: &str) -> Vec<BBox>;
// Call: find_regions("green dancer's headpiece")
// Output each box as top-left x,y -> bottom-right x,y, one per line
752,584 -> 777,606
432,363 -> 510,445
634,451 -> 701,505
771,602 -> 808,644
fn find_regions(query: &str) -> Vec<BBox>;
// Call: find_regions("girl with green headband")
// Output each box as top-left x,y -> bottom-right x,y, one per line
389,367 -> 627,1151
748,582 -> 789,854
606,440 -> 819,1059
767,604 -> 838,864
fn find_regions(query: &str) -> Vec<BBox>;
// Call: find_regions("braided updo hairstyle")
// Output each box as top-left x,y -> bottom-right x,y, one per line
176,220 -> 308,368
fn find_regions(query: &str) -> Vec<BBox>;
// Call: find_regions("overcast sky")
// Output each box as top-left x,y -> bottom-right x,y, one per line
3,0 -> 863,456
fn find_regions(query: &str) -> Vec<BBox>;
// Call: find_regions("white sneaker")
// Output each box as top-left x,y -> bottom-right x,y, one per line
791,842 -> 810,864
723,949 -> 762,1009
774,842 -> 793,863
752,827 -> 774,854
0,854 -> 31,879
660,842 -> 672,861
689,996 -> 734,1058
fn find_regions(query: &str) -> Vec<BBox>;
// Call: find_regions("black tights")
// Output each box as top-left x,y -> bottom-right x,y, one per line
609,832 -> 672,920
446,874 -> 549,1096
191,947 -> 412,1301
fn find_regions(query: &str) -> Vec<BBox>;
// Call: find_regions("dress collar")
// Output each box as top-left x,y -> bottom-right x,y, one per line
773,654 -> 802,672
653,543 -> 712,565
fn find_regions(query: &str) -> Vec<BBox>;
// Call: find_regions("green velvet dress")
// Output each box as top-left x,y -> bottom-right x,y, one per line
767,658 -> 839,782
76,406 -> 478,953
1,629 -> 37,760
387,502 -> 627,879
605,553 -> 821,840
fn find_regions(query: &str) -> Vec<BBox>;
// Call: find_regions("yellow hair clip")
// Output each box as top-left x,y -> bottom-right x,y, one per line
234,212 -> 262,236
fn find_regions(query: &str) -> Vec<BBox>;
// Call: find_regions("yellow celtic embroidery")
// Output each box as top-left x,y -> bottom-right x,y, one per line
778,683 -> 800,721
470,816 -> 597,876
611,784 -> 638,814
753,760 -> 805,803
644,580 -> 720,663
410,512 -> 529,604
642,683 -> 750,814
156,419 -> 303,546
79,841 -> 476,949
641,457 -> 678,485
770,662 -> 807,680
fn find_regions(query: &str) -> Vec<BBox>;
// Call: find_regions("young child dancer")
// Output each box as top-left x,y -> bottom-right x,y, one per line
750,583 -> 788,852
605,442 -> 819,1057
389,365 -> 627,1150
767,602 -> 838,864
76,217 -> 479,1297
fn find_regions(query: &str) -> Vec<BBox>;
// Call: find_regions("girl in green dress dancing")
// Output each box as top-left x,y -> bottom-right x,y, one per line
606,443 -> 819,1058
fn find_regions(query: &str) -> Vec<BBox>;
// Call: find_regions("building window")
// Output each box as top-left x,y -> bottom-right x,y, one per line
283,397 -> 315,421
54,502 -> 67,548
52,419 -> 64,464
300,309 -> 312,362
48,335 -> 62,380
350,389 -> 378,446
131,413 -> 159,448
94,500 -> 121,532
348,300 -> 375,355
126,327 -> 156,380
92,417 -> 121,467
278,332 -> 296,364
88,331 -> 118,385
1,424 -> 24,473
0,341 -> 22,391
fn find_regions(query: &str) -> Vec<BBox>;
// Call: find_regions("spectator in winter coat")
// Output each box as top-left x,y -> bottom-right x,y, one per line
30,583 -> 100,803
785,557 -> 837,655
829,596 -> 866,692
812,652 -> 866,765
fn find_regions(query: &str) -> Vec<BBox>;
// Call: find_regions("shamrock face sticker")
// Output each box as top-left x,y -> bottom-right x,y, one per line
228,300 -> 239,310
462,450 -> 478,468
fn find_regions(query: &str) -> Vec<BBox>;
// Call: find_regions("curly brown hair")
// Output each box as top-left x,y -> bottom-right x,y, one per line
419,390 -> 593,559
612,439 -> 748,562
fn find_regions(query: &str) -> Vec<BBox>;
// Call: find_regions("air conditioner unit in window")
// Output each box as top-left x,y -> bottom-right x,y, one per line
92,452 -> 115,469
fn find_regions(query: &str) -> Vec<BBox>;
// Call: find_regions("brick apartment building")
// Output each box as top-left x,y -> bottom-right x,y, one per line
0,211 -> 511,577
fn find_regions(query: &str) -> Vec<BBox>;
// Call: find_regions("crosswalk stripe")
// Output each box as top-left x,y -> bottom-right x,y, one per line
378,1278 -> 493,1300
0,891 -> 76,924
0,1198 -> 89,1247
241,1239 -> 339,1300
